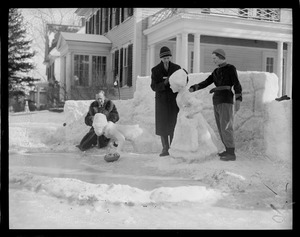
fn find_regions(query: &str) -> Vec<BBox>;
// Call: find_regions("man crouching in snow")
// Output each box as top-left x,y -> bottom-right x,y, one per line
93,113 -> 143,154
77,90 -> 119,151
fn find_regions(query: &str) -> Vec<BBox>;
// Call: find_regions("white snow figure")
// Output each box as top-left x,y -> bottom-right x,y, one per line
169,69 -> 218,160
92,113 -> 143,153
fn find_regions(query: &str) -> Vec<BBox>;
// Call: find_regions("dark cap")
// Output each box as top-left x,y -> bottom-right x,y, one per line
212,49 -> 226,59
160,46 -> 172,58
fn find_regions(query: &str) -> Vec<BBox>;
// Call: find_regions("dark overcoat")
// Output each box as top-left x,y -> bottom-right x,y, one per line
151,61 -> 181,136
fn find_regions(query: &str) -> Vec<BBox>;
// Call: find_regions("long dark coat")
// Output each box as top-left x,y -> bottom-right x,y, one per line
151,61 -> 181,136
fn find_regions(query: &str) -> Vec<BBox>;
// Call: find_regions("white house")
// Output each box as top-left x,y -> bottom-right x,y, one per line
55,8 -> 293,100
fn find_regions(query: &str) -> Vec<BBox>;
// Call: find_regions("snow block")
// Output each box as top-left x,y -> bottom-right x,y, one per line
61,72 -> 291,161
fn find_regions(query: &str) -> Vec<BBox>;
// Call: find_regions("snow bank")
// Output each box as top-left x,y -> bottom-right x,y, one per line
60,76 -> 161,153
10,172 -> 223,205
185,72 -> 292,161
61,72 -> 291,161
9,72 -> 292,161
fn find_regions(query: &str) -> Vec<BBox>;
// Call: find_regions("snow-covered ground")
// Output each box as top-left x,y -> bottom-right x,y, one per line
9,72 -> 293,229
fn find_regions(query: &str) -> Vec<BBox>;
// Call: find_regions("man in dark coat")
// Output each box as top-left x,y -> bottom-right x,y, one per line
189,49 -> 242,161
77,90 -> 119,151
151,46 -> 181,156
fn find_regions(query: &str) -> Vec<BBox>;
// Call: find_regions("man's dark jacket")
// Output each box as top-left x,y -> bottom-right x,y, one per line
151,61 -> 181,136
85,99 -> 119,126
78,99 -> 119,151
189,63 -> 242,105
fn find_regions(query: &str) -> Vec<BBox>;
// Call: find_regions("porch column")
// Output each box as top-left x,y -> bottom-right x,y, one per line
193,33 -> 201,73
65,52 -> 72,96
181,32 -> 188,70
175,34 -> 182,65
286,42 -> 293,98
149,44 -> 155,75
276,41 -> 283,97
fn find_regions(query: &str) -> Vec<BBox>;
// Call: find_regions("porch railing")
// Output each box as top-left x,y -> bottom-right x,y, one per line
149,8 -> 283,27
201,8 -> 280,22
149,8 -> 180,27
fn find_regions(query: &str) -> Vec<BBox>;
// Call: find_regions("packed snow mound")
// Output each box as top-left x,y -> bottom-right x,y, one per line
10,172 -> 223,205
9,72 -> 292,162
61,72 -> 291,161
60,76 -> 160,153
186,71 -> 292,161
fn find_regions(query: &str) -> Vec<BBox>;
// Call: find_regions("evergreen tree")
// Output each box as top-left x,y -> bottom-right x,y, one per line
8,8 -> 38,94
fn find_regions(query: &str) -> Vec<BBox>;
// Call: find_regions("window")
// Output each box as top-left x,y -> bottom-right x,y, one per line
112,44 -> 133,87
92,56 -> 107,86
74,54 -> 89,86
266,57 -> 274,73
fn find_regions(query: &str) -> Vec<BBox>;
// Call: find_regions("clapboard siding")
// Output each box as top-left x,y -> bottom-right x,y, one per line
105,17 -> 135,48
201,44 -> 264,73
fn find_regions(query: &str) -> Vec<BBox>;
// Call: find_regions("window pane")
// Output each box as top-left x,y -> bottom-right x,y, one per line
74,54 -> 89,86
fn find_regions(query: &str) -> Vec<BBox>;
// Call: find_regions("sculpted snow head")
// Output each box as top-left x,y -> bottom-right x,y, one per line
92,113 -> 108,136
169,68 -> 189,93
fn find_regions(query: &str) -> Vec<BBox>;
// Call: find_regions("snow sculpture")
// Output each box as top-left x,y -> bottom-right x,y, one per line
92,113 -> 143,154
168,69 -> 218,160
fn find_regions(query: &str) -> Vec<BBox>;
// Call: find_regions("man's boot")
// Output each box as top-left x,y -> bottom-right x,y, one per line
220,147 -> 236,161
218,147 -> 228,157
159,135 -> 169,156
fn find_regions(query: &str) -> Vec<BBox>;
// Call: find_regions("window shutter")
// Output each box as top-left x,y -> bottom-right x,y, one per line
127,44 -> 133,87
104,8 -> 109,33
109,8 -> 112,30
100,8 -> 103,34
96,10 -> 100,34
114,50 -> 119,78
121,8 -> 125,22
120,48 -> 123,86
89,18 -> 92,34
85,21 -> 88,34
115,8 -> 120,25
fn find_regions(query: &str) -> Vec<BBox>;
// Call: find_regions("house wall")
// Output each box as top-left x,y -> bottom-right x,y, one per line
104,17 -> 135,100
139,9 -> 163,76
151,38 -> 287,81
